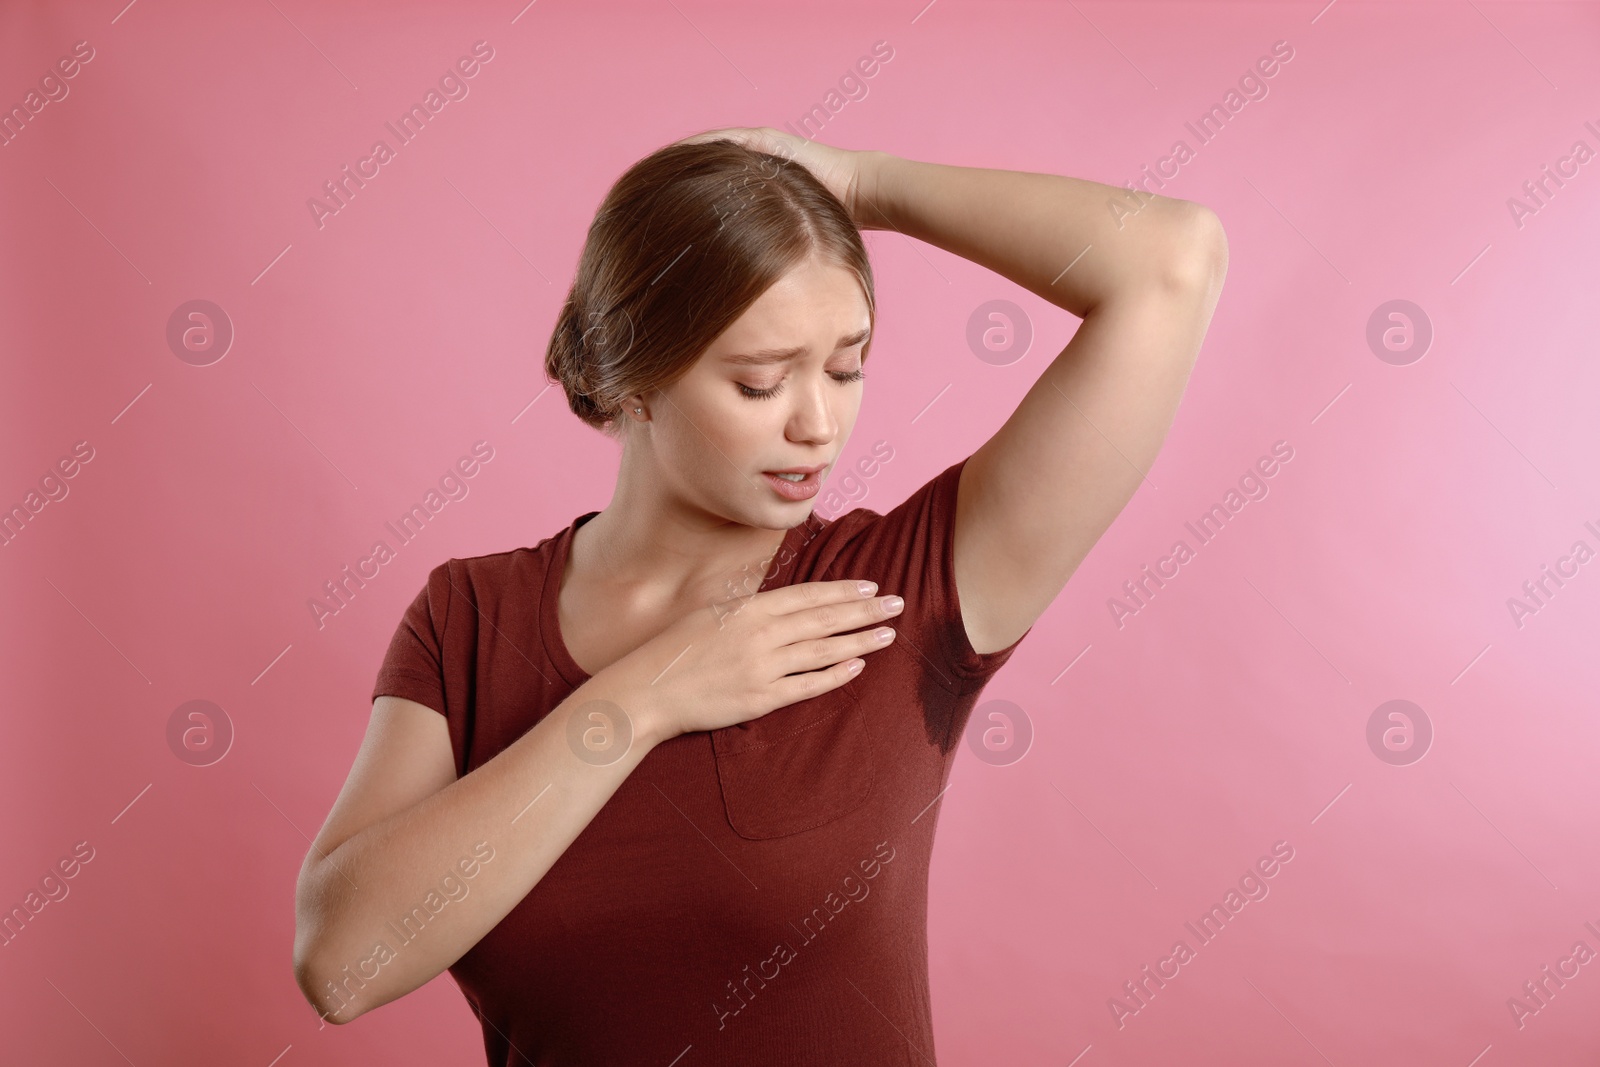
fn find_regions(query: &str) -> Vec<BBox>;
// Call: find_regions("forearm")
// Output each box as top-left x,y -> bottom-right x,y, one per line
859,150 -> 1216,317
294,675 -> 670,1023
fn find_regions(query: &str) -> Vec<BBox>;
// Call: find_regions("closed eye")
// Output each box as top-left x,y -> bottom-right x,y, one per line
738,368 -> 865,400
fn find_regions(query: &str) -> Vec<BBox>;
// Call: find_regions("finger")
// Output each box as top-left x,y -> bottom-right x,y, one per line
757,578 -> 880,618
773,657 -> 864,706
673,126 -> 749,147
780,627 -> 894,676
769,592 -> 902,655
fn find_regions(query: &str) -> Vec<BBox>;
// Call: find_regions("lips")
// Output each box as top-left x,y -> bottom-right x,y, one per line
761,466 -> 825,500
763,464 -> 827,475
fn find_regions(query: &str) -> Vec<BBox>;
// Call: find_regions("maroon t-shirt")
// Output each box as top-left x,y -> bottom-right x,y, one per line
372,454 -> 1031,1066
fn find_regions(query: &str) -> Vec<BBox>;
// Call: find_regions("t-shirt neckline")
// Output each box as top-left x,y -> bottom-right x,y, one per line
539,510 -> 815,688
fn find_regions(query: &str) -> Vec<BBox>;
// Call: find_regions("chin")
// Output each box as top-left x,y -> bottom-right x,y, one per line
743,486 -> 812,528
758,500 -> 809,526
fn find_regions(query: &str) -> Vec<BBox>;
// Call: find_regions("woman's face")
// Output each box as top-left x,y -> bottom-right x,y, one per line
637,254 -> 871,529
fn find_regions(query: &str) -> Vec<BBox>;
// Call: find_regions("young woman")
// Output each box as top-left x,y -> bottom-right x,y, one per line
293,126 -> 1226,1064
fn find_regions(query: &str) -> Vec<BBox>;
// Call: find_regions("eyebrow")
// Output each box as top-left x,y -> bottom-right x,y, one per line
721,327 -> 871,366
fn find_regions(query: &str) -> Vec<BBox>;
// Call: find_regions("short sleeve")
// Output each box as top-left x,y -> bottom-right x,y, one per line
371,560 -> 452,716
825,455 -> 1031,692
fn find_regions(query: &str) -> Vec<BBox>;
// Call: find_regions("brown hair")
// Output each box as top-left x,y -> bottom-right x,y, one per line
545,138 -> 876,438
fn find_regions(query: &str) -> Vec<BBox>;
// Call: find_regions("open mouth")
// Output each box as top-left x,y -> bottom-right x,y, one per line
761,468 -> 822,500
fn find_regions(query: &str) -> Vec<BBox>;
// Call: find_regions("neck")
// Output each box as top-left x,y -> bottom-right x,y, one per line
571,447 -> 793,612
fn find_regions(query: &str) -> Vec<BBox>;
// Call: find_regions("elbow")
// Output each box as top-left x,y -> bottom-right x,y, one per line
1166,204 -> 1228,294
294,881 -> 368,1025
294,942 -> 367,1026
1121,198 -> 1228,296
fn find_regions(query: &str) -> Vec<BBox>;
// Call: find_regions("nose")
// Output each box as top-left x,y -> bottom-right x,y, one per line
786,373 -> 840,447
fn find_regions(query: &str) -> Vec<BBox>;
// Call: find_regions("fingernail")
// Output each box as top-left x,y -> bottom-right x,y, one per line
882,596 -> 904,613
857,581 -> 878,597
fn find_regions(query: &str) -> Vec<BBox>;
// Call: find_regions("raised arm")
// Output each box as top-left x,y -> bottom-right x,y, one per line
857,150 -> 1227,654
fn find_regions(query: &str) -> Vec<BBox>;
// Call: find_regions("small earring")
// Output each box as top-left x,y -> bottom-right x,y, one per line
634,407 -> 643,414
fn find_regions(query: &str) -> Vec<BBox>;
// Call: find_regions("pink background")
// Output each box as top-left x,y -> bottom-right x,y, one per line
3,0 -> 1598,1063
